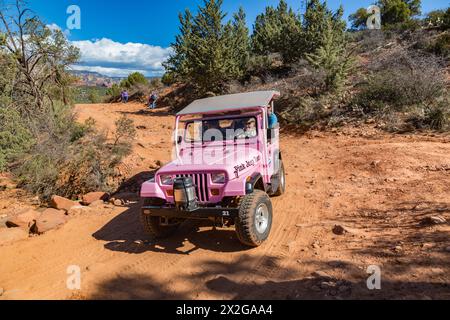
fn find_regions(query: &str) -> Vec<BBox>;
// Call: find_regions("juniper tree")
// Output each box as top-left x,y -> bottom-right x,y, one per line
164,0 -> 250,95
306,19 -> 354,91
230,7 -> 250,78
302,1 -> 346,55
251,0 -> 302,63
349,0 -> 422,29
163,9 -> 194,82
349,8 -> 370,30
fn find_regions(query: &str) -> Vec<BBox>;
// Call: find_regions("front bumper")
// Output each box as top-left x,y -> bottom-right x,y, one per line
142,206 -> 240,219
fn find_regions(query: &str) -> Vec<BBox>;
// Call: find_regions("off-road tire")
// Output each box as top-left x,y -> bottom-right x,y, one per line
140,199 -> 182,239
273,160 -> 286,197
235,190 -> 273,247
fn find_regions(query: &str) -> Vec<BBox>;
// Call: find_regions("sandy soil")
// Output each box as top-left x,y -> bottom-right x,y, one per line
0,102 -> 449,300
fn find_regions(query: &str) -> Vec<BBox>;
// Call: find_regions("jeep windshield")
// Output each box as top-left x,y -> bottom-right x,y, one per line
184,117 -> 258,143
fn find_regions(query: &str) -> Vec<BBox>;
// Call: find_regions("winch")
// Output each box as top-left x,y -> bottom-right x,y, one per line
173,177 -> 198,211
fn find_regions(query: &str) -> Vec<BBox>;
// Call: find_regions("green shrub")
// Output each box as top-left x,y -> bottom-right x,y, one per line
161,72 -> 177,86
88,90 -> 101,103
14,115 -> 136,201
113,115 -> 137,156
279,95 -> 329,129
425,10 -> 447,28
354,50 -> 446,113
424,104 -> 449,130
407,97 -> 450,131
423,97 -> 450,130
106,84 -> 121,97
0,108 -> 34,171
427,32 -> 450,57
120,72 -> 148,88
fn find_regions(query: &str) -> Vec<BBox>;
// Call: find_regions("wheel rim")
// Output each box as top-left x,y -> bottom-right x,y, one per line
280,165 -> 285,190
255,203 -> 270,234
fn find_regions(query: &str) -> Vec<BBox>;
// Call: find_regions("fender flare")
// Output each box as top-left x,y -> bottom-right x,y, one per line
246,172 -> 265,194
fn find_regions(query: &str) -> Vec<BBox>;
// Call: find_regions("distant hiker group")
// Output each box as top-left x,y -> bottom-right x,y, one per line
120,90 -> 158,110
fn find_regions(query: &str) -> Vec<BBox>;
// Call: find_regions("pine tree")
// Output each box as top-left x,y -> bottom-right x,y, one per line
302,1 -> 345,55
306,17 -> 354,91
163,0 -> 250,95
349,1 -> 422,30
349,8 -> 370,31
189,0 -> 233,94
163,9 -> 194,82
230,7 -> 250,78
379,0 -> 412,25
251,0 -> 302,63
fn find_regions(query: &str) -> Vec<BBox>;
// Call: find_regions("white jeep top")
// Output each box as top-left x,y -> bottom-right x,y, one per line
177,91 -> 281,116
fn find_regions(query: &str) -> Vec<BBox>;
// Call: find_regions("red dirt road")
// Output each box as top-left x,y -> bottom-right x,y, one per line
0,102 -> 449,300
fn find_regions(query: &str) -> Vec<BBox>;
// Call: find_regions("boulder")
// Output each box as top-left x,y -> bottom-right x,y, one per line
50,196 -> 77,212
421,216 -> 447,226
89,200 -> 106,208
0,228 -> 29,245
67,205 -> 92,217
6,209 -> 41,231
34,209 -> 68,234
332,225 -> 347,236
81,192 -> 109,206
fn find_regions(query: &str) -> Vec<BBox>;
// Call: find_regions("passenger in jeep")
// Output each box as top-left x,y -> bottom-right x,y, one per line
236,118 -> 257,139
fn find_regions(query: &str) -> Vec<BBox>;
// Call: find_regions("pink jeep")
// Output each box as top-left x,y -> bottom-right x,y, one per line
140,91 -> 286,247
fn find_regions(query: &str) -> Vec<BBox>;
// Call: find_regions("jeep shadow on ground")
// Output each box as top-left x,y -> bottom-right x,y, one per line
87,254 -> 450,300
93,201 -> 252,255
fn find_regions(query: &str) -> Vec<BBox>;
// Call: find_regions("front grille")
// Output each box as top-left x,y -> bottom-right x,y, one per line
176,174 -> 210,202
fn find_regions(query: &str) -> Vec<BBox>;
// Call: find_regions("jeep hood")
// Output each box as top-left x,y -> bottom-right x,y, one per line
158,146 -> 262,180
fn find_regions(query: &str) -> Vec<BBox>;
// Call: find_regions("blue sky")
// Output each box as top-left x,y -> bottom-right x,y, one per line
28,0 -> 449,77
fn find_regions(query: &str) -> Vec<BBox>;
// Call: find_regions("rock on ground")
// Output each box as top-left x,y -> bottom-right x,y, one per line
67,205 -> 92,217
50,196 -> 78,212
81,192 -> 109,206
421,216 -> 447,226
34,209 -> 68,234
5,209 -> 41,231
0,228 -> 29,245
89,200 -> 106,208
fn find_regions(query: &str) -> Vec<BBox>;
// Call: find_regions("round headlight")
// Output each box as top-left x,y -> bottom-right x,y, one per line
160,175 -> 174,185
212,173 -> 226,184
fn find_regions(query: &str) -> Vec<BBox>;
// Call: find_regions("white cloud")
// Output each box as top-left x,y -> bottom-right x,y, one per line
71,38 -> 172,77
46,23 -> 71,38
70,65 -> 157,78
43,21 -> 172,78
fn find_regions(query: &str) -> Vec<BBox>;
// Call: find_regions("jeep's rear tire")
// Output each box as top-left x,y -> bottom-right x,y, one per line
140,199 -> 182,239
235,190 -> 273,247
273,160 -> 286,197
